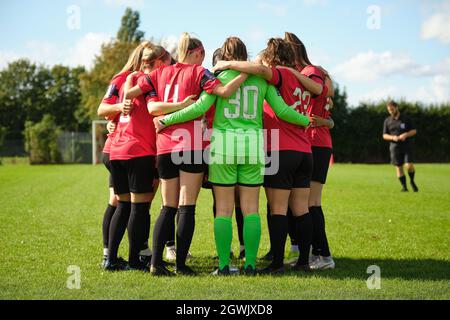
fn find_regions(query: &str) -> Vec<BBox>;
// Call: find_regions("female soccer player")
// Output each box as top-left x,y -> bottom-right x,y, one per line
285,31 -> 336,269
97,41 -> 155,270
154,36 -> 311,275
125,33 -> 247,276
100,44 -> 171,271
214,38 -> 327,273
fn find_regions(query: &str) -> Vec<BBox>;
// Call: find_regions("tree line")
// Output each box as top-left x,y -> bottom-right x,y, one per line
0,8 -> 448,163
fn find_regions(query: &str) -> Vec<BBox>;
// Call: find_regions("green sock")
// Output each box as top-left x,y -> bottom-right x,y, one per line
214,216 -> 233,270
243,213 -> 261,269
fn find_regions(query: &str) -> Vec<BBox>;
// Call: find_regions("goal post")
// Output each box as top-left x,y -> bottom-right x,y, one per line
92,120 -> 108,165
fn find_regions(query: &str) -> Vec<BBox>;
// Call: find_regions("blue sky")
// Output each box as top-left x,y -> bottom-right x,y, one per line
1,0 -> 449,106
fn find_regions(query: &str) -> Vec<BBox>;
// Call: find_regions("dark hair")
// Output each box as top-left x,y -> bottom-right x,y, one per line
284,32 -> 313,67
261,38 -> 296,68
221,37 -> 248,61
212,48 -> 222,67
387,100 -> 398,108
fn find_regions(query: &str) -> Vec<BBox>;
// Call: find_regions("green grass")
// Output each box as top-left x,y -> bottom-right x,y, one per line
0,163 -> 449,300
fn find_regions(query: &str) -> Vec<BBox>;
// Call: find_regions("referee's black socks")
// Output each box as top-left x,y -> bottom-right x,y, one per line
107,201 -> 131,262
151,206 -> 177,266
295,212 -> 313,266
127,202 -> 150,266
176,205 -> 196,269
399,175 -> 407,190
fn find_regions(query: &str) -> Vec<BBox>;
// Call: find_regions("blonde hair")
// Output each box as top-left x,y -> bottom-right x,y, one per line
120,41 -> 154,73
177,32 -> 204,63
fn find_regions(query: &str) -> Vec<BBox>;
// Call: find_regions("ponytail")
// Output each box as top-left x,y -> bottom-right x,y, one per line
177,32 -> 204,63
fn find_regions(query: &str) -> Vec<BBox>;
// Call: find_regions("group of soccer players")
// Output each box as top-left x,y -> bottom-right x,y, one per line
97,31 -> 336,276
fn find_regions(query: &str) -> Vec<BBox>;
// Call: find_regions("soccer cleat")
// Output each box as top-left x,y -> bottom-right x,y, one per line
150,264 -> 175,276
284,251 -> 299,265
243,265 -> 257,276
291,263 -> 312,273
139,254 -> 152,267
103,259 -> 128,272
101,255 -> 108,268
126,261 -> 150,272
229,265 -> 240,275
165,246 -> 176,261
262,250 -> 273,261
411,183 -> 419,192
401,187 -> 409,192
258,263 -> 285,275
309,254 -> 320,265
174,265 -> 197,276
310,256 -> 335,270
166,246 -> 194,261
211,265 -> 231,276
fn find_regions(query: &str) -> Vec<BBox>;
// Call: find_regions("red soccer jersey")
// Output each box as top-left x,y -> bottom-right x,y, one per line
302,65 -> 333,148
264,67 -> 312,153
101,72 -> 130,154
109,71 -> 157,160
137,62 -> 221,155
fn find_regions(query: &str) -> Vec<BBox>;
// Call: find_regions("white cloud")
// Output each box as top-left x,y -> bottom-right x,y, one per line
333,51 -> 443,82
0,33 -> 112,70
420,1 -> 450,43
160,35 -> 178,56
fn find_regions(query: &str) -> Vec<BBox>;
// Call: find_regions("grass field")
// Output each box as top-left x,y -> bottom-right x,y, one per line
0,162 -> 449,300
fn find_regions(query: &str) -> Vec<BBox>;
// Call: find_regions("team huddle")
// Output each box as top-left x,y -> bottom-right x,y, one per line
98,32 -> 335,276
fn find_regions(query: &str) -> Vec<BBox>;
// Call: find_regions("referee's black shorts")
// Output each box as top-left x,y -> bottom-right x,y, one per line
157,150 -> 207,180
311,146 -> 333,184
102,152 -> 114,188
390,143 -> 414,166
264,150 -> 313,189
111,155 -> 157,195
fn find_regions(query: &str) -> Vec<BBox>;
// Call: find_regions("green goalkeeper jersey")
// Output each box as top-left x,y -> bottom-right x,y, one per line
161,69 -> 309,156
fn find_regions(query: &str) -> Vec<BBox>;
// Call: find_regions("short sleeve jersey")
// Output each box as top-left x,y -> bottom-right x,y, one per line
383,113 -> 415,146
263,67 -> 312,153
302,65 -> 333,148
137,62 -> 221,155
101,71 -> 130,154
109,71 -> 157,160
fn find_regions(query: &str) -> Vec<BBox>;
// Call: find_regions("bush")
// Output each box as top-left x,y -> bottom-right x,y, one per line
24,115 -> 62,164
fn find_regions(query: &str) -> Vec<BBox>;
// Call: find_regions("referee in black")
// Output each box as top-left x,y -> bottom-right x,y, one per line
382,100 -> 419,192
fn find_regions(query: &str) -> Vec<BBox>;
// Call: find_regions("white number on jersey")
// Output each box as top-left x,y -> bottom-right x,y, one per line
164,84 -> 179,103
291,87 -> 311,115
224,86 -> 258,120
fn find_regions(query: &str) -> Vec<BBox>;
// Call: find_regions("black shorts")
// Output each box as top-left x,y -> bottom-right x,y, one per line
311,146 -> 332,184
110,155 -> 156,195
264,150 -> 313,189
390,143 -> 414,166
157,151 -> 207,180
102,152 -> 114,188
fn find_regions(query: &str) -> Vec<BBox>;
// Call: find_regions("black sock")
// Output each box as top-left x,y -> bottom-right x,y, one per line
399,175 -> 407,189
408,171 -> 415,184
295,212 -> 313,266
166,210 -> 176,248
176,205 -> 196,269
287,207 -> 297,246
140,204 -> 151,251
310,206 -> 320,256
127,202 -> 150,265
102,204 -> 116,249
108,201 -> 131,262
267,204 -> 273,254
316,206 -> 330,257
151,206 -> 177,266
235,206 -> 244,246
270,215 -> 288,268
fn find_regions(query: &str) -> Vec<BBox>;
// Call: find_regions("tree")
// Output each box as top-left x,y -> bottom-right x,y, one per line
117,8 -> 145,43
78,7 -> 149,122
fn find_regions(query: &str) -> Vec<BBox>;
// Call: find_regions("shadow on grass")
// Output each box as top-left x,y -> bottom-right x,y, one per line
184,256 -> 450,281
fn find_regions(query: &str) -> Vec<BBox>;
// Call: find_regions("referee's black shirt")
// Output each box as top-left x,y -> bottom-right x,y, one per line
383,113 -> 415,146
